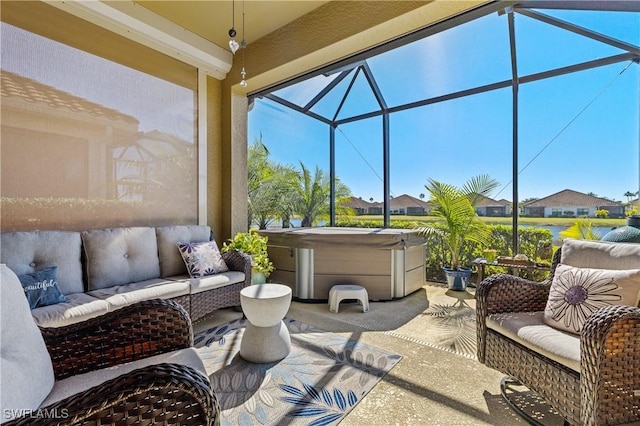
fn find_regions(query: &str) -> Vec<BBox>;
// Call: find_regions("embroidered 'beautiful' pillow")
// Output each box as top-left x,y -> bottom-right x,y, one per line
17,266 -> 68,309
177,240 -> 229,278
543,264 -> 640,334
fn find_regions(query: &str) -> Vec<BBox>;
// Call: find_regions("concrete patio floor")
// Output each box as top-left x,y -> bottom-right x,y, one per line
194,283 -> 561,425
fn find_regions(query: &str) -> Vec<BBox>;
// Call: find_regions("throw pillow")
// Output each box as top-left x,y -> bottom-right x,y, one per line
543,264 -> 640,334
17,266 -> 68,309
177,240 -> 229,278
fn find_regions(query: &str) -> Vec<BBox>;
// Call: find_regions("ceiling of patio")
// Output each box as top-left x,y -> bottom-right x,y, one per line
137,1 -> 330,52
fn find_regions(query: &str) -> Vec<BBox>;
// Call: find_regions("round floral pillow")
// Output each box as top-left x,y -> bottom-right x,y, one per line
543,264 -> 640,334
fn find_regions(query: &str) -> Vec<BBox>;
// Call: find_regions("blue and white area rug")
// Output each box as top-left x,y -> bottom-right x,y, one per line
194,318 -> 401,426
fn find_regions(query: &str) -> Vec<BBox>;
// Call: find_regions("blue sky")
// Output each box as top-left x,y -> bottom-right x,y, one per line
248,8 -> 640,204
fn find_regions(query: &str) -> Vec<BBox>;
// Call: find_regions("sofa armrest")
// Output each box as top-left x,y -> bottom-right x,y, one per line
476,273 -> 552,363
222,249 -> 251,278
580,304 -> 640,425
40,299 -> 193,380
4,363 -> 219,426
476,273 -> 552,316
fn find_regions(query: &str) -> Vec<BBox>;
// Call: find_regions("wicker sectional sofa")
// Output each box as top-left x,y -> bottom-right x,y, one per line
1,225 -> 251,327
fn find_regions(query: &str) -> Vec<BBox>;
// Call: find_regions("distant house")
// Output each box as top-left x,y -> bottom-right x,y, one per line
523,189 -> 624,218
342,194 -> 431,216
388,194 -> 431,215
474,195 -> 511,217
343,197 -> 373,215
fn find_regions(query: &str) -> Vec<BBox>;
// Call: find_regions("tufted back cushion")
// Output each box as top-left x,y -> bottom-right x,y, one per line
82,227 -> 160,291
561,238 -> 640,270
156,225 -> 212,277
0,231 -> 83,294
0,264 -> 55,422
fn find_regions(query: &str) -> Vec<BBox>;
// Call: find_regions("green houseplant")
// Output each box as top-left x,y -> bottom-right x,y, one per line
415,174 -> 499,290
221,231 -> 274,284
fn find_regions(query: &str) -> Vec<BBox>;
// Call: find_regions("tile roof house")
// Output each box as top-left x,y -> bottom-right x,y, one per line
387,194 -> 432,216
1,70 -> 140,201
473,195 -> 512,217
343,197 -> 375,215
523,189 -> 625,218
343,194 -> 431,216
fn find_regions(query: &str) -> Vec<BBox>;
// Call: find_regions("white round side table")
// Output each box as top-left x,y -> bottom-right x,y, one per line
239,283 -> 292,363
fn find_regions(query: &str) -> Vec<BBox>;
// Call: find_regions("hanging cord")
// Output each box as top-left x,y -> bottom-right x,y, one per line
336,126 -> 395,198
495,60 -> 635,198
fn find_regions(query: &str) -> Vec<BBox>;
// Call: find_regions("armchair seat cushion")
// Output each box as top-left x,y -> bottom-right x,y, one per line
487,311 -> 580,372
87,279 -> 190,310
40,347 -> 207,408
31,292 -> 111,328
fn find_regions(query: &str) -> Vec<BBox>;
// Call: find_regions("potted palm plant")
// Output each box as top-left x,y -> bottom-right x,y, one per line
221,231 -> 274,284
415,174 -> 499,290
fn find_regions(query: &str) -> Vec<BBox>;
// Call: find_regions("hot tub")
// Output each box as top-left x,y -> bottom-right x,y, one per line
258,227 -> 426,301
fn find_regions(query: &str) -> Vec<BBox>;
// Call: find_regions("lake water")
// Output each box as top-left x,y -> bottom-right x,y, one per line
542,225 -> 615,243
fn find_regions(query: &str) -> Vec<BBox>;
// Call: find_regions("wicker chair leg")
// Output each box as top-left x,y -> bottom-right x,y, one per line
500,376 -> 570,426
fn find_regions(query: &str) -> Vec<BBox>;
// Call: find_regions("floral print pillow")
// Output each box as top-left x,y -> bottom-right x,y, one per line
543,264 -> 640,335
177,240 -> 229,278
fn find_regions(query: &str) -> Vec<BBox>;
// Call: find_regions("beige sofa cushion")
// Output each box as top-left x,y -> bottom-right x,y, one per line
561,239 -> 640,270
87,278 -> 190,310
156,225 -> 211,278
1,231 -> 83,295
177,271 -> 246,295
487,311 -> 580,372
82,227 -> 161,291
31,292 -> 111,328
40,347 -> 207,408
1,265 -> 55,423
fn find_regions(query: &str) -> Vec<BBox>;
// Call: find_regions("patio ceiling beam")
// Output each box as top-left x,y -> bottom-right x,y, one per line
302,70 -> 352,112
332,67 -> 362,122
249,1 -> 510,99
516,1 -> 640,12
262,94 -> 333,125
508,9 -> 520,256
334,80 -> 511,126
362,61 -> 388,111
333,52 -> 636,126
519,52 -> 638,84
515,8 -> 640,56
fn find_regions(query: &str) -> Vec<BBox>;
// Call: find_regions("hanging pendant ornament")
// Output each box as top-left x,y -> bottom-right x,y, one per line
239,0 -> 248,88
240,67 -> 247,88
228,28 -> 239,54
228,0 -> 239,54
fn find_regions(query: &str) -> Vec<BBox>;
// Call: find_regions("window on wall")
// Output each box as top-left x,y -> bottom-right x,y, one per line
1,21 -> 198,231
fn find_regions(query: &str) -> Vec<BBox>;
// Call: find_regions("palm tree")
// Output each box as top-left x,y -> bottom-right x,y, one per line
291,162 -> 351,227
560,219 -> 601,240
248,137 -> 297,229
415,174 -> 499,271
624,191 -> 639,214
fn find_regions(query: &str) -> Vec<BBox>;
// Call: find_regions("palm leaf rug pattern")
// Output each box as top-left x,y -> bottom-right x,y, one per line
194,318 -> 401,426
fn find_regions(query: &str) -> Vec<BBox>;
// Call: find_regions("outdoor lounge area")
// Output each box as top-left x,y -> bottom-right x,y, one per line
2,1 -> 640,425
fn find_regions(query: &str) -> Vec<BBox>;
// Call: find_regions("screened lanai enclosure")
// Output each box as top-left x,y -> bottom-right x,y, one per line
247,1 -> 640,253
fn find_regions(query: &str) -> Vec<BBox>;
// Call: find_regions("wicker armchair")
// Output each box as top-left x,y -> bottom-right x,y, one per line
1,263 -> 219,426
476,240 -> 640,426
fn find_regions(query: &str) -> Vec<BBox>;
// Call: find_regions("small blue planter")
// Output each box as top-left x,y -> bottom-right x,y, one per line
443,267 -> 472,291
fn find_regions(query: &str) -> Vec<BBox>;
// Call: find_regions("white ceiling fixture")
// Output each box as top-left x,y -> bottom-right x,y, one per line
45,0 -> 233,80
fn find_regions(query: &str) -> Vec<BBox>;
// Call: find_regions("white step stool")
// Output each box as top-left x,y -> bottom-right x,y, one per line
328,284 -> 369,313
